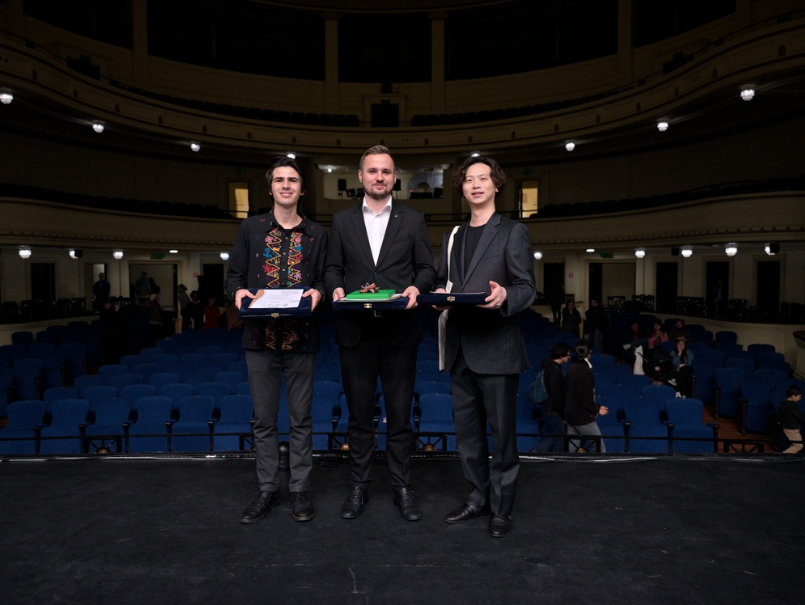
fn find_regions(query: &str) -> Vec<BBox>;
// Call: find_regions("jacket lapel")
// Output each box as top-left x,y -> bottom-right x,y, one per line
375,202 -> 402,268
350,205 -> 375,267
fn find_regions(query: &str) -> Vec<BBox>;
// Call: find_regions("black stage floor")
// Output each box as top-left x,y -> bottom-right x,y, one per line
2,454 -> 804,604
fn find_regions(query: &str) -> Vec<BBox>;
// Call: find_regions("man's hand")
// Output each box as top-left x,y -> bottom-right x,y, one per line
431,287 -> 448,311
235,288 -> 255,310
478,281 -> 507,310
598,405 -> 609,416
302,288 -> 322,311
401,285 -> 420,310
332,287 -> 345,303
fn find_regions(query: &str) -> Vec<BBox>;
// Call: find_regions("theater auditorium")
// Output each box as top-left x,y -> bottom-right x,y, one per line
1,1 -> 804,603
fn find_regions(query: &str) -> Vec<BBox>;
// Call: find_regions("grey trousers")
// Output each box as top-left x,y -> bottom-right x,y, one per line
245,349 -> 315,492
566,421 -> 606,453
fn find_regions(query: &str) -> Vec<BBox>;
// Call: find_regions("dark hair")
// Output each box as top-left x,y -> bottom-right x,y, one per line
359,144 -> 394,171
787,385 -> 803,398
452,156 -> 506,199
550,342 -> 571,360
265,156 -> 305,193
573,339 -> 591,361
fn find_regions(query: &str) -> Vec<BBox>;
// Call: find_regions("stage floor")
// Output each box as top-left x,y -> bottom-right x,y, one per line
1,454 -> 803,604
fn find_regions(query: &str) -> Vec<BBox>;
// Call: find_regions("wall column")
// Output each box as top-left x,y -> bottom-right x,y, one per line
131,0 -> 149,87
616,0 -> 633,86
323,12 -> 340,113
429,12 -> 447,113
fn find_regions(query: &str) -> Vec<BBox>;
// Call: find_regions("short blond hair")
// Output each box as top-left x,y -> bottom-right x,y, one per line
359,145 -> 394,171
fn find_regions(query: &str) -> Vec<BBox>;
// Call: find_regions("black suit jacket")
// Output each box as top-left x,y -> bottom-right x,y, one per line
435,213 -> 536,375
324,200 -> 435,347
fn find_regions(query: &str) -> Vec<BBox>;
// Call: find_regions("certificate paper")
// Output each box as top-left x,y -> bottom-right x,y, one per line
248,289 -> 304,309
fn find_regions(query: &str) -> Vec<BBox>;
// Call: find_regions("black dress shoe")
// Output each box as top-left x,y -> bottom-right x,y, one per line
489,514 -> 512,538
444,502 -> 491,524
239,490 -> 280,524
291,491 -> 315,522
392,487 -> 422,521
341,486 -> 368,519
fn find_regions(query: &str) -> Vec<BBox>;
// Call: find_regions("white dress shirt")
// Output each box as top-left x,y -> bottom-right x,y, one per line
362,197 -> 393,264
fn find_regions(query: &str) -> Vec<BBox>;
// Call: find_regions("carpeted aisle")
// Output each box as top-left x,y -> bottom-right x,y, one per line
1,455 -> 803,604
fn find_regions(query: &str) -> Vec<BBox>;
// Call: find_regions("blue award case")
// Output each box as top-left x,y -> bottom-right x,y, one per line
238,287 -> 312,319
416,292 -> 488,306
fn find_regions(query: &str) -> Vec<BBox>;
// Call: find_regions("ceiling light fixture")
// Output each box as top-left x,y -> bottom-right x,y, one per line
286,152 -> 296,159
169,249 -> 179,254
681,246 -> 693,258
470,152 -> 480,158
725,243 -> 738,257
635,248 -> 646,259
0,89 -> 13,105
765,242 -> 780,256
69,248 -> 83,259
190,142 -> 201,152
92,121 -> 105,133
657,121 -> 669,132
18,246 -> 31,259
565,142 -> 575,152
113,250 -> 124,260
533,251 -> 543,260
740,85 -> 756,102
220,252 -> 230,261
586,248 -> 595,253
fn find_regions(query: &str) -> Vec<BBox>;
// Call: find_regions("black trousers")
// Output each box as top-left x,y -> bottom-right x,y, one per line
450,348 -> 520,516
339,332 -> 417,490
245,349 -> 315,493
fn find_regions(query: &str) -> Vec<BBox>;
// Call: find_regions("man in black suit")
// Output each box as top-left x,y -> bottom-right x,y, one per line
324,145 -> 435,521
432,155 -> 536,538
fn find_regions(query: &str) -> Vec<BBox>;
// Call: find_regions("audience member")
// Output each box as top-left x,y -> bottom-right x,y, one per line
669,339 -> 695,397
778,385 -> 804,455
669,319 -> 693,342
584,298 -> 610,351
135,272 -> 151,305
203,296 -> 222,331
177,284 -> 192,330
563,340 -> 608,453
189,290 -> 204,329
92,272 -> 111,311
561,300 -> 582,338
533,342 -> 571,453
547,278 -> 564,326
647,321 -> 668,349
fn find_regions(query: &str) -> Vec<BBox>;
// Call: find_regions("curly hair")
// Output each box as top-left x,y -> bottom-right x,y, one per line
452,155 -> 506,200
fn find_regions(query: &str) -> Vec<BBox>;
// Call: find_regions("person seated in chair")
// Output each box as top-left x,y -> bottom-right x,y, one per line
670,339 -> 695,397
669,319 -> 693,343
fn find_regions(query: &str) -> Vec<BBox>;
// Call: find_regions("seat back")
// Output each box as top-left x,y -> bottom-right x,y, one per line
49,398 -> 90,427
120,383 -> 157,406
195,382 -> 232,404
132,396 -> 174,423
664,398 -> 705,426
176,395 -> 215,423
418,393 -> 454,423
5,399 -> 46,430
217,394 -> 253,424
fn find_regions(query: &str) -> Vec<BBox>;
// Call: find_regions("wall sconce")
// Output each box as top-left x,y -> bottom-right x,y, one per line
725,243 -> 738,257
92,121 -> 105,133
740,85 -> 755,102
565,142 -> 575,152
18,246 -> 31,259
657,121 -> 669,132
681,246 -> 693,258
69,248 -> 83,259
765,242 -> 779,256
190,142 -> 201,152
0,89 -> 13,105
634,248 -> 646,259
533,251 -> 543,260
220,252 -> 230,261
113,250 -> 124,260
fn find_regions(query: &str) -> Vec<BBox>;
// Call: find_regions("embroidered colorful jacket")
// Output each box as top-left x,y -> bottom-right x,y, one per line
225,210 -> 328,353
